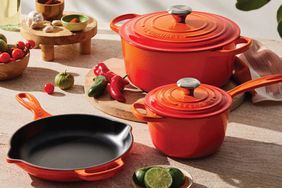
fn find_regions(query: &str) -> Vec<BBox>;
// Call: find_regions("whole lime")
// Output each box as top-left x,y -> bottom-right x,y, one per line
0,33 -> 7,43
0,39 -> 8,52
54,71 -> 74,90
167,167 -> 185,188
133,167 -> 151,186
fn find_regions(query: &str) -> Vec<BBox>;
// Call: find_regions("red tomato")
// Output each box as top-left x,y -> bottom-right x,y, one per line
25,40 -> 36,49
44,83 -> 55,94
70,18 -> 80,23
17,41 -> 25,50
12,48 -> 24,60
0,52 -> 11,63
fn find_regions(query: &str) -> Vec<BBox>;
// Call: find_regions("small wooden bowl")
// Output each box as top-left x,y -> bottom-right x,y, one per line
0,53 -> 30,80
35,0 -> 64,21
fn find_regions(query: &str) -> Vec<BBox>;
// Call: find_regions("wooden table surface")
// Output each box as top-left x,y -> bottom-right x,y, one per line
0,27 -> 281,188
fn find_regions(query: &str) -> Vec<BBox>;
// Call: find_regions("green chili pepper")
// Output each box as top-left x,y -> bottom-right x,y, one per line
88,75 -> 108,98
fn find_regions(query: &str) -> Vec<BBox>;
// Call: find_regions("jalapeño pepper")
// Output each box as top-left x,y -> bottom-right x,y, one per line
88,75 -> 108,98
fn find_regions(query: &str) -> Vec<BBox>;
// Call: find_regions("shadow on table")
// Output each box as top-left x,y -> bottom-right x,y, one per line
0,67 -> 84,96
29,142 -> 169,188
0,67 -> 64,95
52,39 -> 123,69
63,85 -> 85,94
192,183 -> 208,188
175,136 -> 282,188
229,97 -> 282,132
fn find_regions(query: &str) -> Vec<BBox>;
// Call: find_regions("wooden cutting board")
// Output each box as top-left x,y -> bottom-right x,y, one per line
84,58 -> 245,123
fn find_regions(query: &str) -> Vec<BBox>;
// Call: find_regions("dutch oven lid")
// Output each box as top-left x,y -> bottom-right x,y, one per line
121,5 -> 240,52
144,78 -> 232,118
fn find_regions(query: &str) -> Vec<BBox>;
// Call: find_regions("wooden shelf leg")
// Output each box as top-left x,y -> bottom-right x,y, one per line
80,39 -> 91,55
40,45 -> 55,61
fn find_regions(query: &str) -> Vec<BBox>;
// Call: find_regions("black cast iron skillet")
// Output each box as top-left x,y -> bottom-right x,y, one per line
7,93 -> 133,182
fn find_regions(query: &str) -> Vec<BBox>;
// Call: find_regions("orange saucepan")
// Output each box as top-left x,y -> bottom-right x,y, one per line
110,5 -> 252,92
132,75 -> 282,158
7,93 -> 133,181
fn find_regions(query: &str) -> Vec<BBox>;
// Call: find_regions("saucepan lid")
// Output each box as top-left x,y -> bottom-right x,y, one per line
144,78 -> 233,118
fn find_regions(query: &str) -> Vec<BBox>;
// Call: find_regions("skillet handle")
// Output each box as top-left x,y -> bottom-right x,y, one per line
216,36 -> 252,55
16,93 -> 51,120
75,159 -> 124,181
110,13 -> 139,33
132,101 -> 164,122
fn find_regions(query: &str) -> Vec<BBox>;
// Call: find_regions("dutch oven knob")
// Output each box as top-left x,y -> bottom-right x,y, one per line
177,78 -> 200,97
167,5 -> 192,24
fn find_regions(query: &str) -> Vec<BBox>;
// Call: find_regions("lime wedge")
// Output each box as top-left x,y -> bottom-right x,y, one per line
167,167 -> 185,188
144,167 -> 173,188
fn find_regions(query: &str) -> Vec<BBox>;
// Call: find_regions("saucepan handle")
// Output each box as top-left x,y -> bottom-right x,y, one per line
16,93 -> 51,120
110,13 -> 140,33
227,74 -> 282,97
132,101 -> 164,122
75,158 -> 124,181
217,36 -> 252,55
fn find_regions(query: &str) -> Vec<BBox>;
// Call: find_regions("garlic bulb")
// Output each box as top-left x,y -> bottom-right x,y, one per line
26,11 -> 44,27
31,21 -> 45,29
43,25 -> 54,33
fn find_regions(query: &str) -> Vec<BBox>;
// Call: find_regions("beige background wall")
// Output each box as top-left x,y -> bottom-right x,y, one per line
22,0 -> 281,40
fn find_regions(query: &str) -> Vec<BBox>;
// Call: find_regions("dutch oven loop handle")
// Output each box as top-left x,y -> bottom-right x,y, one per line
227,74 -> 282,97
110,13 -> 140,33
16,93 -> 51,120
216,36 -> 252,55
132,101 -> 164,122
75,158 -> 124,181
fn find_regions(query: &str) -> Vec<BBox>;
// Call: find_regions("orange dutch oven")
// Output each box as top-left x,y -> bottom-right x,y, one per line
110,5 -> 252,92
132,75 -> 282,158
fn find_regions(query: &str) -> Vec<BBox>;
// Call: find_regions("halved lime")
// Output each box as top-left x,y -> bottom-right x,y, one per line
167,167 -> 185,188
133,167 -> 151,186
144,167 -> 173,188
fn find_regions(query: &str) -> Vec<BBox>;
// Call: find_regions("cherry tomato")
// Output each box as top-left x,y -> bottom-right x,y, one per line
0,52 -> 11,63
44,83 -> 55,94
17,41 -> 25,50
12,48 -> 24,60
25,40 -> 36,49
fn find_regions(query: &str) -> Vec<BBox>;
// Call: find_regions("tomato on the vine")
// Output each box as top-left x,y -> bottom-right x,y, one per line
17,41 -> 25,50
12,48 -> 24,60
0,52 -> 11,63
25,40 -> 36,49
